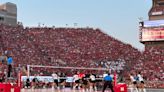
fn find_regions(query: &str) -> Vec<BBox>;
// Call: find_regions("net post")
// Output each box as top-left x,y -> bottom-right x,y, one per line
18,71 -> 22,87
27,65 -> 30,78
114,71 -> 117,86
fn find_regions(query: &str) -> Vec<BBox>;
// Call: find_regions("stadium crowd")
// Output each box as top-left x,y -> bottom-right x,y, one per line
0,24 -> 163,88
133,46 -> 164,88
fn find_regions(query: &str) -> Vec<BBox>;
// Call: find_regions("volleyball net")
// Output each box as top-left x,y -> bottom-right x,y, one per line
23,65 -> 112,86
27,65 -> 110,76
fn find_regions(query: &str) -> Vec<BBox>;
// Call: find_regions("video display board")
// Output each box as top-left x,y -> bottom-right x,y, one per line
143,20 -> 164,27
140,27 -> 164,42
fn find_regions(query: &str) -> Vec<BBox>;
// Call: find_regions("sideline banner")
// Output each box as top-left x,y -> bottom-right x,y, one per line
21,76 -> 74,83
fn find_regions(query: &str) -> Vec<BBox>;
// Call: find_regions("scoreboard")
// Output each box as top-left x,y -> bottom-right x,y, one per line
139,20 -> 164,42
140,28 -> 164,42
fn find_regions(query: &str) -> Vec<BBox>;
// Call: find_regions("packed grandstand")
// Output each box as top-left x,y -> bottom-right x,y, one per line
0,24 -> 163,88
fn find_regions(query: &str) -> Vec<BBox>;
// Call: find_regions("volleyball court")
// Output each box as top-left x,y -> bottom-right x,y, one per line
2,64 -> 160,92
21,65 -> 115,92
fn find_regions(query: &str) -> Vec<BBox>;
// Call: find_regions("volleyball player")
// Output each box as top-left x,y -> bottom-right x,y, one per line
78,71 -> 85,90
81,73 -> 89,92
32,74 -> 39,89
58,72 -> 66,89
89,73 -> 97,91
129,73 -> 138,92
52,72 -> 59,89
137,72 -> 146,92
73,71 -> 80,89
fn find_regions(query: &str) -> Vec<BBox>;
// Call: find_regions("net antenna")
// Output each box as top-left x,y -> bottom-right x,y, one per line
27,65 -> 110,77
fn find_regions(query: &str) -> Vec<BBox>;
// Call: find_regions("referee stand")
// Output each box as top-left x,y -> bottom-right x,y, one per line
0,71 -> 21,92
114,72 -> 127,92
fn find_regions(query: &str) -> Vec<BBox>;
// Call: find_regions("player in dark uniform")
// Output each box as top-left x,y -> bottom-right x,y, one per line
32,74 -> 39,88
59,72 -> 66,89
25,78 -> 31,88
81,73 -> 89,92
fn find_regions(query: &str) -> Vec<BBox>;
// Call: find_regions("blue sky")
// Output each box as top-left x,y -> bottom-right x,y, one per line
1,0 -> 152,50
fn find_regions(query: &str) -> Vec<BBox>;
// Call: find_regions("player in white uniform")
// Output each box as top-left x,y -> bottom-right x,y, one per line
89,74 -> 97,91
129,73 -> 138,92
73,72 -> 80,89
137,72 -> 146,92
52,72 -> 59,89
